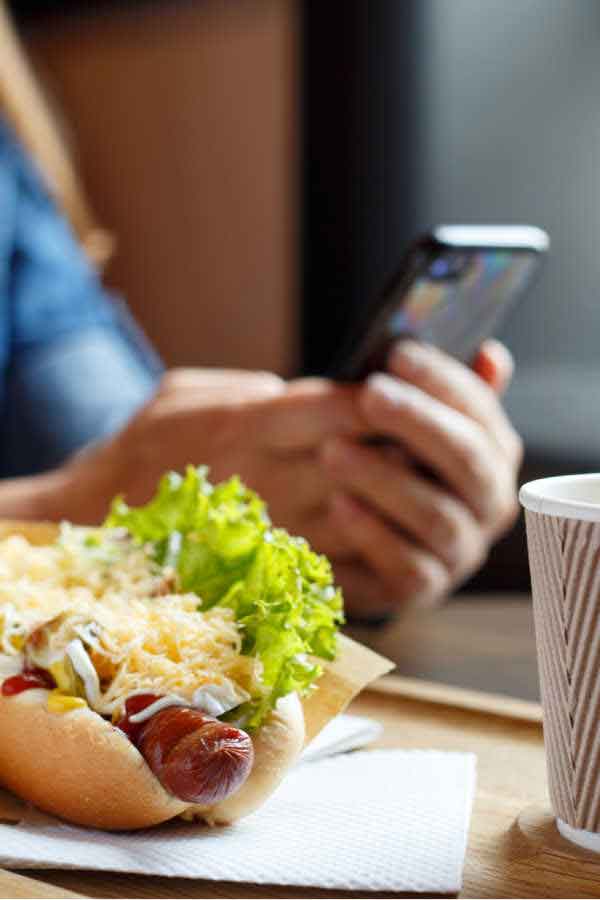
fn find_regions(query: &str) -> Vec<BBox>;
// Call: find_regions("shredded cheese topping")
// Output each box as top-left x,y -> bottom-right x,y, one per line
0,526 -> 258,716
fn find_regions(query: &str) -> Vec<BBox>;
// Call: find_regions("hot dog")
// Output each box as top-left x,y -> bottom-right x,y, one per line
0,668 -> 305,830
0,467 -> 352,830
1,680 -> 254,806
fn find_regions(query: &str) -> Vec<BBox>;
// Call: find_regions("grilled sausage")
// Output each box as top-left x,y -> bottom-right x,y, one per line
116,696 -> 254,805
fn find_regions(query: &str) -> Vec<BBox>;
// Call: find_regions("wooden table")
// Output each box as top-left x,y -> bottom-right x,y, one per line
347,593 -> 540,702
5,594 -> 600,899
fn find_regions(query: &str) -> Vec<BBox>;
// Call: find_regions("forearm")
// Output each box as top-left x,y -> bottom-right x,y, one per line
0,449 -> 120,524
0,468 -> 69,521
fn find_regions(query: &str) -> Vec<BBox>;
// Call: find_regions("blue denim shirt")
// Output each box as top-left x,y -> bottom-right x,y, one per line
0,120 -> 162,477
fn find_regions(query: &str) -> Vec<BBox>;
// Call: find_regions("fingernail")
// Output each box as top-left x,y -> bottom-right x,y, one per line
489,340 -> 515,388
388,340 -> 424,374
366,373 -> 411,408
433,528 -> 461,567
482,485 -> 507,522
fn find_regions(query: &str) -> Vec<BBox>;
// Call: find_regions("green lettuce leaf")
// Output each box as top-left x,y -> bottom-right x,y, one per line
105,465 -> 344,729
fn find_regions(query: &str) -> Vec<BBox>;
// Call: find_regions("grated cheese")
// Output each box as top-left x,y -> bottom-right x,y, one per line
0,526 -> 259,717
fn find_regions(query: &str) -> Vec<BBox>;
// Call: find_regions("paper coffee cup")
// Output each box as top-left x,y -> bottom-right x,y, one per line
521,474 -> 600,851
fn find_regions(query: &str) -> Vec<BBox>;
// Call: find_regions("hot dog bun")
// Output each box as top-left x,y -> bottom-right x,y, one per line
0,686 -> 305,830
0,688 -> 186,829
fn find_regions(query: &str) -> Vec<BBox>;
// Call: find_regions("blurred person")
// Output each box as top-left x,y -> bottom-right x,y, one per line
0,2 -> 521,617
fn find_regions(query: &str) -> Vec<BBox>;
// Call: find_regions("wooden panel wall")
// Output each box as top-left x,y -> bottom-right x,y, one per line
24,0 -> 299,374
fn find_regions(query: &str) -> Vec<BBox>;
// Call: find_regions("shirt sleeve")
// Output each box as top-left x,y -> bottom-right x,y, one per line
0,130 -> 164,477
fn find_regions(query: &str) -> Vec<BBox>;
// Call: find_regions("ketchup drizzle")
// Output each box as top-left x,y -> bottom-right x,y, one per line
114,693 -> 161,745
1,667 -> 55,696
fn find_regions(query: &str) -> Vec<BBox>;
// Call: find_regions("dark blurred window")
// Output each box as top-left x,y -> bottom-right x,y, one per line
302,0 -> 423,376
303,0 -> 600,591
9,0 -> 162,23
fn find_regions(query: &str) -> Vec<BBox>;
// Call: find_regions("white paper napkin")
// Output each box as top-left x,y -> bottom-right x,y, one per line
299,712 -> 382,762
0,747 -> 476,893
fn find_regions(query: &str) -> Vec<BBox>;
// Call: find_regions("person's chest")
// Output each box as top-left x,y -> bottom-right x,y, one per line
0,144 -> 18,386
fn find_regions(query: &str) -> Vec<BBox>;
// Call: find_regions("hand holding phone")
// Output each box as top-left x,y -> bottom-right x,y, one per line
324,337 -> 524,619
323,226 -> 539,621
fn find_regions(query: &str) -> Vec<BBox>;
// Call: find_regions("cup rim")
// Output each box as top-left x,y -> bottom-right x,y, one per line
520,474 -> 600,521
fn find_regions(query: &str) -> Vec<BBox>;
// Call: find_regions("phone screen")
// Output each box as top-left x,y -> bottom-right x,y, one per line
385,248 -> 540,362
330,227 -> 548,380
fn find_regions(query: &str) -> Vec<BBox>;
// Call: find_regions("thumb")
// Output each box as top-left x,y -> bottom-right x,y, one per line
248,378 -> 366,452
473,340 -> 514,395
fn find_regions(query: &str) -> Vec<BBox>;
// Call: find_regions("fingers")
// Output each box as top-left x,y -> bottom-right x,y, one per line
322,437 -> 486,572
151,374 -> 365,462
359,374 -> 518,530
230,452 -> 334,529
158,368 -> 286,402
295,510 -> 354,560
247,378 -> 365,453
387,341 -> 522,466
331,560 -> 397,618
329,492 -> 451,608
472,340 -> 514,395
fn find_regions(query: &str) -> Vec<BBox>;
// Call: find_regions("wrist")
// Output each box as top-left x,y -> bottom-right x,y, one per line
37,443 -> 118,524
0,443 -> 122,526
33,467 -> 75,522
50,447 -> 117,525
0,467 -> 72,523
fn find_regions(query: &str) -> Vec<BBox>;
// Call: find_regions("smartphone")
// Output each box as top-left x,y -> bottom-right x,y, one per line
329,225 -> 549,380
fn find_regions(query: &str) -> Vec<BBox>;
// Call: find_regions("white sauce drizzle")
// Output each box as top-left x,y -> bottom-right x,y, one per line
65,639 -> 101,706
126,680 -> 250,724
192,681 -> 250,717
128,695 -> 189,723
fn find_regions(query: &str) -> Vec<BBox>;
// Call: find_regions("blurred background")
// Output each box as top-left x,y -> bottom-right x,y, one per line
10,0 -> 600,596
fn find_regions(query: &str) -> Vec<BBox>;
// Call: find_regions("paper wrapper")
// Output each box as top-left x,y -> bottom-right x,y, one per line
0,520 -> 394,826
525,508 -> 600,831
